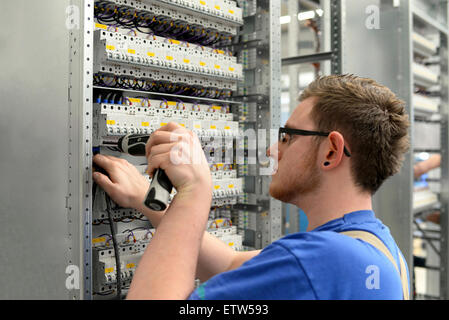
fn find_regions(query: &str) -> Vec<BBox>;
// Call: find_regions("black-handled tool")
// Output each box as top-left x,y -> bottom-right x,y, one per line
117,134 -> 173,211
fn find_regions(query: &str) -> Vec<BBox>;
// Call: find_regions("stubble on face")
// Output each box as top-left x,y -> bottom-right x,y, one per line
270,141 -> 322,203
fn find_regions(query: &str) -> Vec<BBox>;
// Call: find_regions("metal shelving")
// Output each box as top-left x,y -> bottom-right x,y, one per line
410,0 -> 449,299
337,0 -> 449,299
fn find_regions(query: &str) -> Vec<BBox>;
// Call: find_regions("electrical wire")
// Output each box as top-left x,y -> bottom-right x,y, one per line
94,290 -> 115,296
105,193 -> 122,300
94,3 -> 232,47
94,72 -> 231,100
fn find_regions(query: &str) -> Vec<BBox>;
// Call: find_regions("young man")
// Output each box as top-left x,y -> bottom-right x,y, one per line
93,74 -> 411,300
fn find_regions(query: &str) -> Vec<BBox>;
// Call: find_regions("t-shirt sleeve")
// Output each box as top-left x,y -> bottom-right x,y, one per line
188,243 -> 316,300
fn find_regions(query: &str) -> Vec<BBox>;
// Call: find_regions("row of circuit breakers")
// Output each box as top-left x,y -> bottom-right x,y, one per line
91,0 -> 253,297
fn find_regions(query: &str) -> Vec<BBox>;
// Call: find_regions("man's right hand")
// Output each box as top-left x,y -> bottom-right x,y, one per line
93,154 -> 150,212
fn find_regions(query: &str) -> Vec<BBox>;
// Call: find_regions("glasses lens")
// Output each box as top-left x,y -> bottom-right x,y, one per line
279,131 -> 285,142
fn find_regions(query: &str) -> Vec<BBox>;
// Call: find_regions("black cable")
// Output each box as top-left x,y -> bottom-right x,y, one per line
95,290 -> 115,296
105,193 -> 122,300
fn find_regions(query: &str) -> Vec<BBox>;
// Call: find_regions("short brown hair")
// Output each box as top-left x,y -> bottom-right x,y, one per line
300,74 -> 410,194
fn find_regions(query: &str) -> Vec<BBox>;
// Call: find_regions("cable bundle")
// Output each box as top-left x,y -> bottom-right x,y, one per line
94,1 -> 233,47
94,73 -> 233,100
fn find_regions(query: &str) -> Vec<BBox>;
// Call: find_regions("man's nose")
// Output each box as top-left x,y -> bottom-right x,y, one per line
267,142 -> 280,160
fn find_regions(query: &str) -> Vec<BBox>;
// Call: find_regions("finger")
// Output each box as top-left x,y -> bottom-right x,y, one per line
146,142 -> 191,176
158,122 -> 186,133
93,171 -> 116,196
148,142 -> 177,158
146,152 -> 172,176
93,154 -> 117,172
145,143 -> 176,174
145,131 -> 184,157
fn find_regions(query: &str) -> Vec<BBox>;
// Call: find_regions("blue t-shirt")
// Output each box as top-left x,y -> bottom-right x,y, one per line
188,210 -> 410,300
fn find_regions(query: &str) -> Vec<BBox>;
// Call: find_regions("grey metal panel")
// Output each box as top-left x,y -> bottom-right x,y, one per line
0,0 -> 71,299
331,0 -> 343,74
321,0 -> 332,75
340,0 -> 414,276
282,52 -> 334,66
269,0 -> 282,243
439,32 -> 449,300
67,0 -> 94,300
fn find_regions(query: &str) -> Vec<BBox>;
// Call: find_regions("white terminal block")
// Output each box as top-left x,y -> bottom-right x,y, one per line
97,29 -> 244,81
98,250 -> 145,288
212,178 -> 244,199
95,102 -> 238,140
207,221 -> 242,251
95,57 -> 238,92
92,228 -> 156,251
221,234 -> 243,251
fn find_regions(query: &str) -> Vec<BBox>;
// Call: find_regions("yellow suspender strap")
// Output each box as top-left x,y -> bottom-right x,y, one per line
340,230 -> 410,300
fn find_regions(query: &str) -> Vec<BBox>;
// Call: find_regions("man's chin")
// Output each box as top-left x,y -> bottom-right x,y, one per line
269,182 -> 291,203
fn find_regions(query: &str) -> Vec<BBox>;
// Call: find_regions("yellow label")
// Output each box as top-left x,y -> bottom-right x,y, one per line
216,219 -> 224,224
183,59 -> 190,64
105,267 -> 114,274
160,122 -> 167,127
95,23 -> 108,30
228,242 -> 234,247
106,45 -> 115,51
200,0 -> 206,5
128,98 -> 141,103
92,237 -> 106,244
128,48 -> 136,54
228,184 -> 234,189
194,124 -> 201,129
107,120 -> 116,125
179,123 -> 185,127
224,126 -> 231,130
229,9 -> 235,14
217,163 -> 224,168
216,50 -> 225,54
126,263 -> 135,269
212,106 -> 221,110
200,61 -> 206,66
167,101 -> 177,106
169,39 -> 180,45
147,52 -> 155,57
210,125 -> 217,129
215,65 -> 221,69
166,56 -> 174,61
229,67 -> 235,72
215,5 -> 221,10
141,122 -> 149,127
214,185 -> 220,190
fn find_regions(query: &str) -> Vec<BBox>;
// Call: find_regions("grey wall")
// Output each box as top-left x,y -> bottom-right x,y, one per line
0,0 -> 71,299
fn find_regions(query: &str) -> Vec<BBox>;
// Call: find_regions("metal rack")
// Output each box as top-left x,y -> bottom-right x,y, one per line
71,0 -> 283,299
0,0 -> 282,299
410,0 -> 449,300
280,0 -> 342,75
280,0 -> 449,299
338,0 -> 449,299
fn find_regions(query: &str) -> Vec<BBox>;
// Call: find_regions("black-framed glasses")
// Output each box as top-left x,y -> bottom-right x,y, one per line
279,127 -> 352,157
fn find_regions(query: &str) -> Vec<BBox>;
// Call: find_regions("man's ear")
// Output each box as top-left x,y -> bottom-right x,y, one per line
321,131 -> 345,170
